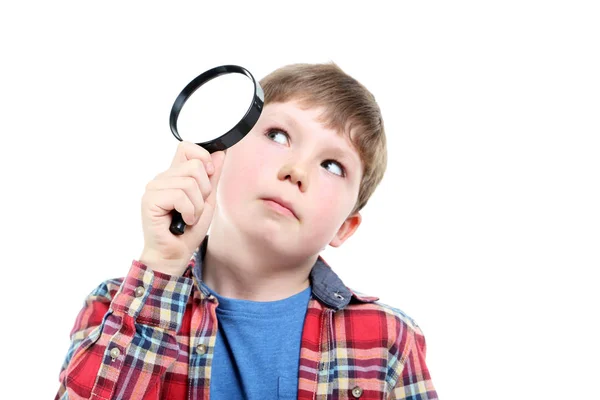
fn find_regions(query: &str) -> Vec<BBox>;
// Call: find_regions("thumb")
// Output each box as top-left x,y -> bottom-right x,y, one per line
208,151 -> 226,189
184,151 -> 226,246
211,150 -> 226,168
204,150 -> 226,211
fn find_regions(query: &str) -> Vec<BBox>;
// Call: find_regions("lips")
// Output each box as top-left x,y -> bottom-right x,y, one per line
261,197 -> 298,219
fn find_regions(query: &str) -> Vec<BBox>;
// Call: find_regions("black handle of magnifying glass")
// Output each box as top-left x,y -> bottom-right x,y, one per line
170,211 -> 188,236
168,65 -> 264,236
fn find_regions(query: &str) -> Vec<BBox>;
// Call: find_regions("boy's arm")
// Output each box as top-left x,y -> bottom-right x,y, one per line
55,261 -> 194,400
390,324 -> 439,400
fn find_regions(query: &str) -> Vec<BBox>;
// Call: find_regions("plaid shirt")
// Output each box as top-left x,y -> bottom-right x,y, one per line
56,240 -> 437,400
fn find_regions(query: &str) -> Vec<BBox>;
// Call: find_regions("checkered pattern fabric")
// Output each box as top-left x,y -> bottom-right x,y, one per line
56,255 -> 437,399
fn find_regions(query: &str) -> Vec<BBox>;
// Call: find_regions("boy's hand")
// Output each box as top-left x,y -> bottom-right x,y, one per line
139,141 -> 226,276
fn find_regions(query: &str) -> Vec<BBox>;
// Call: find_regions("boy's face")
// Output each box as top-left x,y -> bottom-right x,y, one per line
213,99 -> 363,259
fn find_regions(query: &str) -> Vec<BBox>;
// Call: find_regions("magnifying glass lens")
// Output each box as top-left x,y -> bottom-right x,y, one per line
176,73 -> 256,144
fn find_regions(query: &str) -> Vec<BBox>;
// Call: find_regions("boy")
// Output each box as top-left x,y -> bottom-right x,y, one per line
55,63 -> 438,399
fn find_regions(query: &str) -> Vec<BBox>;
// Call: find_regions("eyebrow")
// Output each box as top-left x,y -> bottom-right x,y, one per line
279,112 -> 303,134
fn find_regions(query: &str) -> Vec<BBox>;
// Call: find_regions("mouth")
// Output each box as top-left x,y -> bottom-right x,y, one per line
261,197 -> 298,219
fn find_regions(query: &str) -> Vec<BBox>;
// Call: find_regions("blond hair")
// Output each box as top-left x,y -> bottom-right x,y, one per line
260,62 -> 387,214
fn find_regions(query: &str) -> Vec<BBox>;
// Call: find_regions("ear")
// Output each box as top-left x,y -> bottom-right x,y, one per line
329,212 -> 362,248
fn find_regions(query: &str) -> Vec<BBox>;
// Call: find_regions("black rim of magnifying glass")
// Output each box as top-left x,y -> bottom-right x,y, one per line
169,65 -> 265,154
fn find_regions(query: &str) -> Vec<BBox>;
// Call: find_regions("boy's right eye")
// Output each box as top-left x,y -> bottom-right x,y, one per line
265,128 -> 290,145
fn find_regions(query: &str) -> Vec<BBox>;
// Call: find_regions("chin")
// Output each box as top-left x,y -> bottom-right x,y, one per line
236,221 -> 296,255
221,201 -> 323,256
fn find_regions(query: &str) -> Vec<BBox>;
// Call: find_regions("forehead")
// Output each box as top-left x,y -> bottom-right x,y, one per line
260,101 -> 362,164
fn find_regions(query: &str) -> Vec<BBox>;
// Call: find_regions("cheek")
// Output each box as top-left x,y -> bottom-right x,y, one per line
306,183 -> 352,232
218,139 -> 270,202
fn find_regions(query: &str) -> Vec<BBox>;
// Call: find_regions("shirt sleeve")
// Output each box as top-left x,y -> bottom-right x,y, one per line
390,324 -> 439,400
55,260 -> 194,400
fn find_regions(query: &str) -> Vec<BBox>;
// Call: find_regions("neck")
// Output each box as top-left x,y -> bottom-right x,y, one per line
201,224 -> 314,302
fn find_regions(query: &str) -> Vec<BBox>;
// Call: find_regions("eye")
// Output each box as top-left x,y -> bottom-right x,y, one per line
322,160 -> 346,177
265,128 -> 290,145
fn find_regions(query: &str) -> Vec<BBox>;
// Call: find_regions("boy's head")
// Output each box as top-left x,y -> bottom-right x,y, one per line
212,62 -> 387,256
259,63 -> 387,215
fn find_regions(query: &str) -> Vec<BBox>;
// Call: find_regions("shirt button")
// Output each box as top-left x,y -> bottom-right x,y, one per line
351,386 -> 363,398
196,344 -> 207,355
110,347 -> 121,361
134,286 -> 145,297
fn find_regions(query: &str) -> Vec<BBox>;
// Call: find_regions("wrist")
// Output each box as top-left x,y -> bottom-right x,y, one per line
139,250 -> 189,276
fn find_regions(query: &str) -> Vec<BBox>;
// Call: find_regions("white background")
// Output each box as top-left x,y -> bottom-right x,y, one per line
1,1 -> 598,399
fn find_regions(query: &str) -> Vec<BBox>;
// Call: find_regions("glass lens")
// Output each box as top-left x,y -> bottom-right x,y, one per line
176,72 -> 255,144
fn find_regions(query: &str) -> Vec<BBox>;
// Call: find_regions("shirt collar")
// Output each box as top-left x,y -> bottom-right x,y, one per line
189,236 -> 378,311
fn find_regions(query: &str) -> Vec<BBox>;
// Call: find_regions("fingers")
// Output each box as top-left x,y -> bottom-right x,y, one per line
150,189 -> 201,226
153,159 -> 212,200
146,166 -> 209,224
170,141 -> 214,175
143,144 -> 227,230
144,146 -> 225,228
145,178 -> 203,220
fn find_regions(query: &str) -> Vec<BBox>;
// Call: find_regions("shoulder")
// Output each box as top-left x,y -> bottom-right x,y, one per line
347,288 -> 419,327
341,288 -> 426,349
333,289 -> 432,390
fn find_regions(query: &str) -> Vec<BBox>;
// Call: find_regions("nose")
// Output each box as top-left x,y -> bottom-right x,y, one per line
278,160 -> 309,192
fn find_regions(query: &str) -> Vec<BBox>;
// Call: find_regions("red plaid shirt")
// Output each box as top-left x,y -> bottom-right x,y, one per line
56,241 -> 437,399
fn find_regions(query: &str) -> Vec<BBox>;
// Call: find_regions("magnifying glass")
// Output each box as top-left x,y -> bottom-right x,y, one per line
169,65 -> 264,235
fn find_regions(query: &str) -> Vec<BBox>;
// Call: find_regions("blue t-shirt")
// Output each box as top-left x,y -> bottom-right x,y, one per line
201,282 -> 312,400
